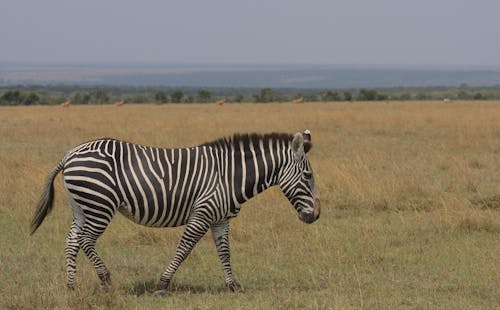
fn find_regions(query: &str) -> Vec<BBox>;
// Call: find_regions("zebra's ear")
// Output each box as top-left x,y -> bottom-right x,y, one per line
303,129 -> 312,154
292,132 -> 305,159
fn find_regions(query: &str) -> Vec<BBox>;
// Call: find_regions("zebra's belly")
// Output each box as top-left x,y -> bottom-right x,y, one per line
117,201 -> 190,227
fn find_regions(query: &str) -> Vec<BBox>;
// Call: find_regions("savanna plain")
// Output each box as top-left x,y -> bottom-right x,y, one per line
0,101 -> 499,309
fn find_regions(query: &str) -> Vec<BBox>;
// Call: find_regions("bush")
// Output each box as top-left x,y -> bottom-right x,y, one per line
154,90 -> 168,103
358,89 -> 378,101
233,94 -> 244,103
23,92 -> 40,105
473,92 -> 484,100
170,90 -> 184,103
197,89 -> 212,103
0,90 -> 24,105
322,91 -> 340,101
255,88 -> 277,103
343,91 -> 353,101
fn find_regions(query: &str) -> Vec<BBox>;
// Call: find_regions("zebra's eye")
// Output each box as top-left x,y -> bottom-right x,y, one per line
303,171 -> 313,180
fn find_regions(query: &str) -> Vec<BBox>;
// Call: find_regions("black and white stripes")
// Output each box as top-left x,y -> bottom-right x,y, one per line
31,131 -> 320,294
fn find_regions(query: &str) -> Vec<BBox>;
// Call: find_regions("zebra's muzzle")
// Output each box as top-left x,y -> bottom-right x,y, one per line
299,199 -> 320,224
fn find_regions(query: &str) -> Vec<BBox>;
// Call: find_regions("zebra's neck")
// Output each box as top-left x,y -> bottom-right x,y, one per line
208,133 -> 292,206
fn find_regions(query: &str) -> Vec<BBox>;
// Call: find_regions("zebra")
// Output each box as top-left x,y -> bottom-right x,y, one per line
30,130 -> 320,296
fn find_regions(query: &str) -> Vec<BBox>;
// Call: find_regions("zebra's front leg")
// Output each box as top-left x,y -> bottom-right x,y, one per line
154,216 -> 211,296
211,220 -> 244,292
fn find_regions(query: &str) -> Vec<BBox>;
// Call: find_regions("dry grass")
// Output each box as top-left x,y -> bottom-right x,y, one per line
1,101 -> 499,309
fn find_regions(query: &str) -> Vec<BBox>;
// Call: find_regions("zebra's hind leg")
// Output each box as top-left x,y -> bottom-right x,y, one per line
211,221 -> 244,292
79,225 -> 112,288
154,215 -> 212,296
65,221 -> 82,289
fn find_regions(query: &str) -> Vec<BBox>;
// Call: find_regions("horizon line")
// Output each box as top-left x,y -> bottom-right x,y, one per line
1,62 -> 500,70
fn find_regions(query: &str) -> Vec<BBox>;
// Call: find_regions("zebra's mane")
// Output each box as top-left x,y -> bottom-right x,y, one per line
201,133 -> 294,150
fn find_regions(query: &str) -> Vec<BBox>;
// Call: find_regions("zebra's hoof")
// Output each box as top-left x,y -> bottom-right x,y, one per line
227,282 -> 245,293
153,289 -> 168,297
99,271 -> 112,285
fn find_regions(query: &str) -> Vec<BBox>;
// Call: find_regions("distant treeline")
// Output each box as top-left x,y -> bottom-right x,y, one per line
1,84 -> 499,105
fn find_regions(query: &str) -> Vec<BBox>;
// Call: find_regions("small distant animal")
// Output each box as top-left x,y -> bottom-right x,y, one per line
61,101 -> 70,108
216,99 -> 225,106
292,97 -> 304,104
114,101 -> 125,107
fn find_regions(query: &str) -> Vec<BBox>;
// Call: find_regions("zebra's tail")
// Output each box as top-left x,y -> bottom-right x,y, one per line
30,160 -> 65,235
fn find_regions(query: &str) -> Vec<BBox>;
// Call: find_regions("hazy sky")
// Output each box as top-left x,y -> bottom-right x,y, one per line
1,0 -> 499,66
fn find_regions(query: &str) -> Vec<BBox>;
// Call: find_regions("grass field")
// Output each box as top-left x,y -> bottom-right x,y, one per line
1,101 -> 499,309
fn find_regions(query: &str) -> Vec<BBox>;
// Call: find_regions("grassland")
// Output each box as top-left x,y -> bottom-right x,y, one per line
0,101 -> 499,309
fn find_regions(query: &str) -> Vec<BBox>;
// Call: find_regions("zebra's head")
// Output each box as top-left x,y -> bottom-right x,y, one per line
279,130 -> 320,224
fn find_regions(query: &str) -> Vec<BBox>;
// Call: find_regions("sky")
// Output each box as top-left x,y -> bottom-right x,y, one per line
1,0 -> 499,66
